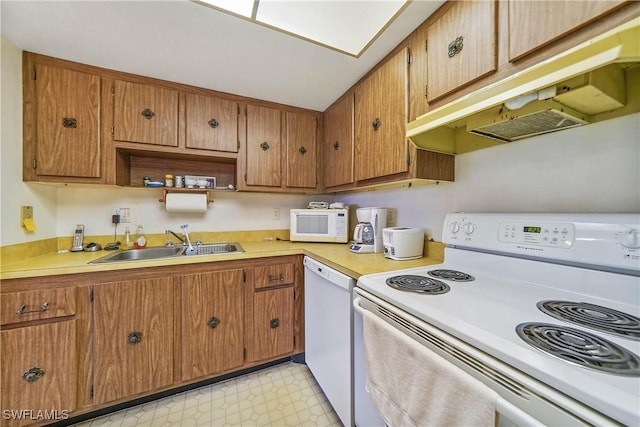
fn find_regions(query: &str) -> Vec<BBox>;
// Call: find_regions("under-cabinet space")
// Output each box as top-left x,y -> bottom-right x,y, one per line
117,153 -> 236,189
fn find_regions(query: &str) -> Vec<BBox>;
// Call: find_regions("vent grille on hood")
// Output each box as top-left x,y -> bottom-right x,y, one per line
468,107 -> 588,142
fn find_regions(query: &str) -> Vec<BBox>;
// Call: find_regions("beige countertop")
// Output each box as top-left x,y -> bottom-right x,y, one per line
1,240 -> 444,281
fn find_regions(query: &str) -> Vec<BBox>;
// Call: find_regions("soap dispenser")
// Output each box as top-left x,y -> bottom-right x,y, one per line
134,225 -> 147,249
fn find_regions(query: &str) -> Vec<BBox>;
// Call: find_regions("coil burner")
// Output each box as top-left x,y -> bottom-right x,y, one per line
516,322 -> 640,376
537,300 -> 640,341
427,269 -> 475,282
385,275 -> 450,295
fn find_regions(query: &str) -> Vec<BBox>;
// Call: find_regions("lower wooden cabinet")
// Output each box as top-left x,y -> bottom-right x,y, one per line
181,269 -> 245,381
1,321 -> 77,427
250,287 -> 294,362
93,277 -> 174,405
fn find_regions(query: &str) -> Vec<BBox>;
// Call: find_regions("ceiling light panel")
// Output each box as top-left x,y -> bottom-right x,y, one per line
198,0 -> 255,18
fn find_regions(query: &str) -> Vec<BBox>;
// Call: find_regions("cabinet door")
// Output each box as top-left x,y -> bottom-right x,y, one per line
323,94 -> 354,188
285,111 -> 317,189
93,277 -> 174,404
34,64 -> 100,178
245,104 -> 282,187
426,0 -> 497,101
508,0 -> 627,61
181,270 -> 244,381
354,48 -> 409,181
185,93 -> 239,153
1,321 -> 77,427
408,21 -> 429,121
113,80 -> 178,146
251,287 -> 294,362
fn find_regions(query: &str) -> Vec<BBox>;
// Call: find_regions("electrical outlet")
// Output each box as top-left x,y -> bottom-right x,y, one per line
112,207 -> 131,223
21,206 -> 33,221
271,208 -> 280,220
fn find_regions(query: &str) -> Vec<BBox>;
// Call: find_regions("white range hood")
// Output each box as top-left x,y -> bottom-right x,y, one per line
407,18 -> 640,154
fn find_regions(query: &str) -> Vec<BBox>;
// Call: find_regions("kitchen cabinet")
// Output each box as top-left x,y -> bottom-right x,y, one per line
23,58 -> 101,182
93,277 -> 174,404
0,287 -> 79,427
426,0 -> 497,102
247,260 -> 296,362
112,80 -> 179,147
244,104 -> 282,187
508,0 -> 628,61
322,94 -> 354,189
408,20 -> 430,122
185,93 -> 239,153
285,111 -> 317,189
354,48 -> 409,181
181,269 -> 244,381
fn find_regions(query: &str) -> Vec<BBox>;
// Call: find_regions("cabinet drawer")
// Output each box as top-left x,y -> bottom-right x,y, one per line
254,263 -> 294,289
1,288 -> 76,326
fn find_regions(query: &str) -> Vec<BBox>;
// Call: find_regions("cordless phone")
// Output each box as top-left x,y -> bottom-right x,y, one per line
71,224 -> 85,252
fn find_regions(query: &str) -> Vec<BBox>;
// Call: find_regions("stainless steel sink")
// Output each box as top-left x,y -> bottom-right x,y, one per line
88,242 -> 244,264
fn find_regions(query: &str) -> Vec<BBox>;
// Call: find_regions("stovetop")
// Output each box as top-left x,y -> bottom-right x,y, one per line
355,212 -> 640,426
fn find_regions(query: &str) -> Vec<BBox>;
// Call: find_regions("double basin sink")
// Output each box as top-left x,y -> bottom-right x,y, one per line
89,242 -> 244,264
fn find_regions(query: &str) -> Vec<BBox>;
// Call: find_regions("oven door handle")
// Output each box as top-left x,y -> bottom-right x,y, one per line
354,294 -> 546,427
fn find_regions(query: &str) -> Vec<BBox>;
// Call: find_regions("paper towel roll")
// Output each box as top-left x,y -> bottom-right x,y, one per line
165,192 -> 208,213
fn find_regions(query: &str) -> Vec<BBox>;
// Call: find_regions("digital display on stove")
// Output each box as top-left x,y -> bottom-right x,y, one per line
523,226 -> 541,233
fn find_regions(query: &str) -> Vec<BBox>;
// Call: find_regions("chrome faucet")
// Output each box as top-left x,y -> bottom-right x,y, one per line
165,229 -> 186,245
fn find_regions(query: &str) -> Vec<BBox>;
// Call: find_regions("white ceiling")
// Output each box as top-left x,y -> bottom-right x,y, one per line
0,0 -> 445,111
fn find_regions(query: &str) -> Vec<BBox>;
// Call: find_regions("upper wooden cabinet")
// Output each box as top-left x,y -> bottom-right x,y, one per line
426,0 -> 497,102
285,111 -> 317,189
185,93 -> 239,153
244,104 -> 282,187
323,94 -> 354,189
508,0 -> 627,61
354,48 -> 409,181
112,80 -> 179,147
23,57 -> 101,182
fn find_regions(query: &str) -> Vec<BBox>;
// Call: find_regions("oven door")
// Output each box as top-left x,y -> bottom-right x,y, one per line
352,287 -> 619,427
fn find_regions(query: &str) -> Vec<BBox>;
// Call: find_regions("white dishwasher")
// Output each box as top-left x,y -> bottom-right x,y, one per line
304,256 -> 355,427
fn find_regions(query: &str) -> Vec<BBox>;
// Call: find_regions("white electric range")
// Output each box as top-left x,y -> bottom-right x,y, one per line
354,213 -> 640,426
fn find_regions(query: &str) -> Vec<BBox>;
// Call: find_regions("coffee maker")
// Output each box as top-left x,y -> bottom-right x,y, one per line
348,207 -> 388,253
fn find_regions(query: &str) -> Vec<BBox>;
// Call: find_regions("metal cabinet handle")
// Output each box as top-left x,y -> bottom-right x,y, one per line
448,36 -> 464,58
22,366 -> 45,383
260,142 -> 270,151
333,141 -> 340,150
298,146 -> 307,155
141,108 -> 155,120
62,117 -> 77,128
372,117 -> 381,130
16,302 -> 49,316
270,318 -> 280,329
127,331 -> 143,344
268,274 -> 284,282
208,118 -> 219,128
207,316 -> 220,329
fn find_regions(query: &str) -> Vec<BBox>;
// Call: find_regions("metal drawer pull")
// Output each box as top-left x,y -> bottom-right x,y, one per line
207,316 -> 220,329
298,146 -> 307,155
448,35 -> 464,58
62,117 -> 77,128
141,108 -> 155,120
208,118 -> 219,128
16,302 -> 49,316
260,142 -> 270,151
270,318 -> 280,329
22,366 -> 45,383
333,141 -> 340,150
127,331 -> 143,344
372,117 -> 381,130
268,274 -> 284,282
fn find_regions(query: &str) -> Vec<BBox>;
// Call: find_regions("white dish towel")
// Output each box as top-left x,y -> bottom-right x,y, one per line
362,310 -> 499,427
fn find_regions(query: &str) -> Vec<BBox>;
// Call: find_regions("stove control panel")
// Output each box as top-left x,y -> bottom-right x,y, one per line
498,221 -> 575,248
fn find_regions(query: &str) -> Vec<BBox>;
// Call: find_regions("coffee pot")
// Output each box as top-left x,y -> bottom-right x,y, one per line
349,207 -> 388,253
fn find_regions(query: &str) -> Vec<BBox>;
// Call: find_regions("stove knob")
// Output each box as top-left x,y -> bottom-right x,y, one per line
463,223 -> 475,235
619,228 -> 640,249
449,222 -> 460,234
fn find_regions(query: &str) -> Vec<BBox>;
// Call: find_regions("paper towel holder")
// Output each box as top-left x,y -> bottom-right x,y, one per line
159,189 -> 213,204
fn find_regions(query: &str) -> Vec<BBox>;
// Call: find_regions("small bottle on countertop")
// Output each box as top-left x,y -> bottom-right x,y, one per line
134,225 -> 147,249
124,227 -> 133,249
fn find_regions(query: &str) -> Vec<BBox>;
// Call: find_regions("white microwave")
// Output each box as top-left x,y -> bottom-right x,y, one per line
290,209 -> 349,243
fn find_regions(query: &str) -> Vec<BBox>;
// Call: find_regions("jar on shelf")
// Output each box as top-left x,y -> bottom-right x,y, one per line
165,174 -> 174,187
174,176 -> 184,188
143,176 -> 151,187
